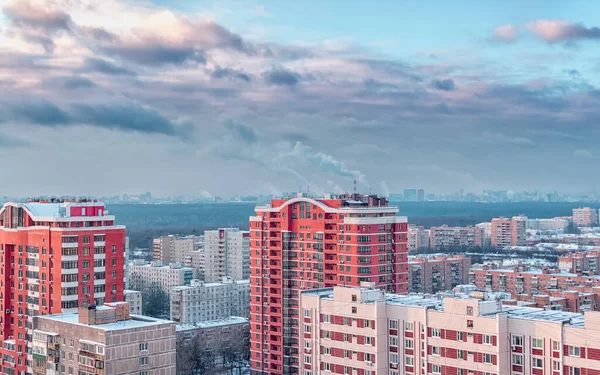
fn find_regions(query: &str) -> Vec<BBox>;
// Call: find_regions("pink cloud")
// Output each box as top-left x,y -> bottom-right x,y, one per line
493,24 -> 518,42
527,19 -> 600,43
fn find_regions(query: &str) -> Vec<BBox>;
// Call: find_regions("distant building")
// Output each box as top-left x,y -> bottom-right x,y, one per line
403,189 -> 417,201
573,207 -> 599,227
558,251 -> 600,275
176,316 -> 249,344
170,278 -> 250,324
407,254 -> 471,293
476,222 -> 492,246
527,218 -> 571,232
203,228 -> 250,282
128,260 -> 196,294
32,303 -> 176,375
417,188 -> 425,202
491,216 -> 527,247
153,234 -> 202,264
124,289 -> 143,315
407,225 -> 429,252
429,225 -> 484,248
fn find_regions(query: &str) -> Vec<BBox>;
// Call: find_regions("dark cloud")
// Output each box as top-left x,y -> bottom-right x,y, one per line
82,57 -> 137,76
432,78 -> 456,91
527,20 -> 600,43
0,134 -> 31,148
264,68 -> 300,86
103,43 -> 206,66
9,99 -> 71,125
3,0 -> 72,31
79,26 -> 115,42
62,76 -> 96,89
224,120 -> 257,144
71,102 -> 183,136
211,66 -> 251,82
20,32 -> 56,53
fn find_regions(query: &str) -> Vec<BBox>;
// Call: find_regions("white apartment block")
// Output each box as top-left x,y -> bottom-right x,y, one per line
31,303 -> 176,375
300,283 -> 600,375
152,234 -> 202,264
128,260 -> 195,294
527,218 -> 571,232
170,278 -> 250,324
203,228 -> 250,282
124,289 -> 143,315
573,207 -> 599,227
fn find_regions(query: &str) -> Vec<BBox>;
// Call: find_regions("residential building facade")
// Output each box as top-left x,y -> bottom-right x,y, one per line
407,254 -> 471,293
407,225 -> 429,253
527,218 -> 571,232
32,302 -> 176,375
170,278 -> 250,324
249,194 -> 408,375
152,235 -> 202,264
491,216 -> 527,247
429,225 -> 484,249
128,260 -> 195,294
203,228 -> 250,282
124,289 -> 143,315
300,284 -> 600,375
573,208 -> 599,227
0,199 -> 126,375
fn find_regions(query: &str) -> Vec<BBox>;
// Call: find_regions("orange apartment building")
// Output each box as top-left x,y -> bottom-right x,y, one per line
559,252 -> 600,276
573,208 -> 599,227
300,283 -> 600,375
0,199 -> 126,375
429,226 -> 484,249
249,194 -> 408,375
407,254 -> 471,293
491,216 -> 527,248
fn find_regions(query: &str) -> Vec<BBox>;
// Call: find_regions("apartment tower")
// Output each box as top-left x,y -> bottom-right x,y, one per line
490,216 -> 527,248
0,199 -> 126,375
249,194 -> 408,375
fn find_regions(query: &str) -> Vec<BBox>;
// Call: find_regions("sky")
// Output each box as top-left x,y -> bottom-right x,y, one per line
0,0 -> 599,198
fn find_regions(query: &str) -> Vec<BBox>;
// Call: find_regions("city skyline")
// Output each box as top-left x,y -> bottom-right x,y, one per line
1,1 -> 599,197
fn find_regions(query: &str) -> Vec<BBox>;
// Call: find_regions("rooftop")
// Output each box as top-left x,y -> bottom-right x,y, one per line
176,316 -> 249,331
38,313 -> 173,331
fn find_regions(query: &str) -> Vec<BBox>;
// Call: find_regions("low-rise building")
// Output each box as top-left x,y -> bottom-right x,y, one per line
407,254 -> 471,293
124,289 -> 143,315
170,278 -> 250,324
300,283 -> 600,375
128,260 -> 196,294
527,218 -> 571,232
32,302 -> 176,375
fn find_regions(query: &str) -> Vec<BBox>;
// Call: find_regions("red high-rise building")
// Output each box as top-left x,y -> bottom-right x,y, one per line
0,199 -> 126,374
249,194 -> 408,375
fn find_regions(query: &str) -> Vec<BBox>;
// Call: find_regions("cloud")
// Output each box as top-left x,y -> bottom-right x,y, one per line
224,120 -> 257,144
479,132 -> 535,147
264,67 -> 300,86
8,99 -> 71,126
103,43 -> 206,66
432,78 -> 455,91
573,149 -> 593,159
3,0 -> 72,31
61,76 -> 96,89
527,20 -> 600,43
380,181 -> 390,197
211,66 -> 251,82
493,24 -> 518,42
82,57 -> 137,76
0,133 -> 31,148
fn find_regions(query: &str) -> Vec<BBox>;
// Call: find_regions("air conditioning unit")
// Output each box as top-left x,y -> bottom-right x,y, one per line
511,345 -> 518,351
17,314 -> 21,318
391,363 -> 398,369
365,361 -> 372,366
5,310 -> 10,314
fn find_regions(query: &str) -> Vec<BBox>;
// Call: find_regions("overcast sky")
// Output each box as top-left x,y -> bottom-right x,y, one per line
0,0 -> 599,198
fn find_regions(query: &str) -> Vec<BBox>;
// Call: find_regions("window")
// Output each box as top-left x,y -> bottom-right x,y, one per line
483,335 -> 492,345
304,356 -> 311,364
140,372 -> 148,375
344,350 -> 349,359
351,295 -> 357,302
532,338 -> 543,349
364,319 -> 371,328
457,331 -> 464,341
405,339 -> 413,349
323,314 -> 330,323
324,363 -> 332,371
405,321 -> 414,331
82,236 -> 90,244
405,356 -> 413,365
568,346 -> 581,357
483,353 -> 493,364
365,353 -> 373,362
553,361 -> 561,371
553,341 -> 560,351
570,368 -> 581,375
139,343 -> 148,351
432,346 -> 440,356
323,347 -> 331,355
365,336 -> 373,345
304,309 -> 311,317
432,364 -> 441,374
512,354 -> 523,365
390,353 -> 398,364
139,357 -> 148,366
466,306 -> 473,315
532,358 -> 543,368
457,349 -> 465,359
389,337 -> 398,346
512,335 -> 523,346
323,331 -> 330,339
304,325 -> 311,333
344,334 -> 349,343
389,320 -> 398,329
343,317 -> 350,325
431,328 -> 441,338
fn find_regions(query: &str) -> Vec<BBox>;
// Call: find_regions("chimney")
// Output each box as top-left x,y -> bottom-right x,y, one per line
79,304 -> 97,325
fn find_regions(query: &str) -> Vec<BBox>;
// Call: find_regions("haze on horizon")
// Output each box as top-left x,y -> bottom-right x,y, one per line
0,0 -> 598,197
